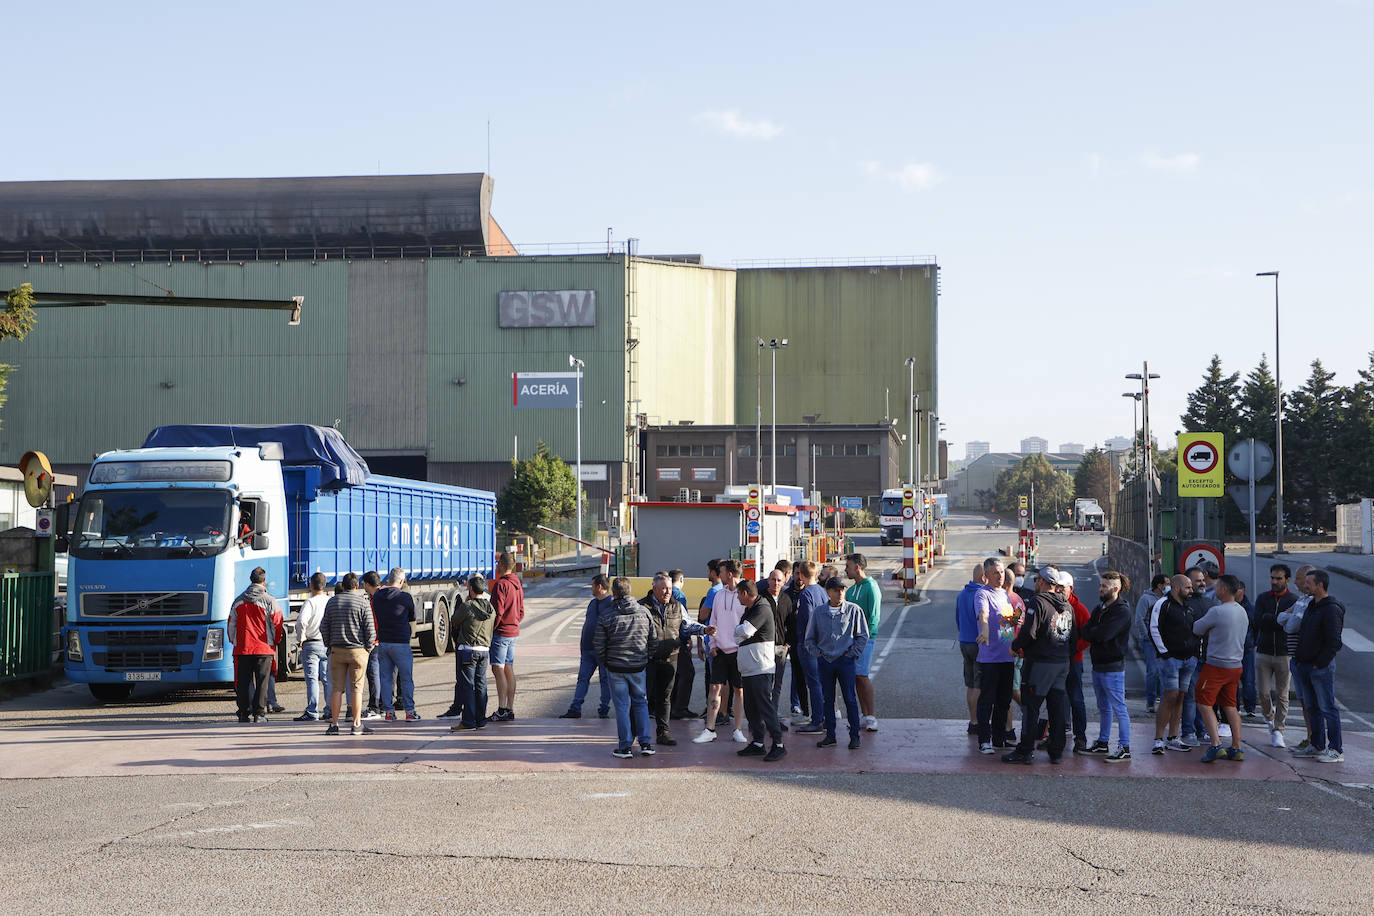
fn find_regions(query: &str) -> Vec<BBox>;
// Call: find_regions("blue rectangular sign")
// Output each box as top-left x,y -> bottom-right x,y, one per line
838,496 -> 863,510
513,372 -> 579,409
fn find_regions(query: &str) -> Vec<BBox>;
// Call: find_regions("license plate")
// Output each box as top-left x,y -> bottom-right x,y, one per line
123,671 -> 162,682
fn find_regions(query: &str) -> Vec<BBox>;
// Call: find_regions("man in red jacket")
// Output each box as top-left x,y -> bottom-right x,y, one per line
228,567 -> 284,723
487,552 -> 525,722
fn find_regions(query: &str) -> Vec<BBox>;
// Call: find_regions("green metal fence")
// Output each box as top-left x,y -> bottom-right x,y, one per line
1,572 -> 56,683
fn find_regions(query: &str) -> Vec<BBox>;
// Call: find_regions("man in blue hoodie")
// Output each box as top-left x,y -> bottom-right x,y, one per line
955,562 -> 984,734
560,574 -> 613,719
792,560 -> 829,735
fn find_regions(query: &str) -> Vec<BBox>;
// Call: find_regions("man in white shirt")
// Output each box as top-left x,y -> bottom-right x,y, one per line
694,559 -> 748,744
294,572 -> 332,722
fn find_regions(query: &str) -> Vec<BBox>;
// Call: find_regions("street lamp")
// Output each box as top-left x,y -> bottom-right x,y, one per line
1121,391 -> 1141,478
569,353 -> 585,560
755,338 -> 765,486
767,338 -> 788,497
904,357 -> 917,486
1126,365 -> 1161,574
1256,270 -> 1285,553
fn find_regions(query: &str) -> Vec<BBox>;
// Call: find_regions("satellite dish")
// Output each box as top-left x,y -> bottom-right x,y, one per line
19,450 -> 54,508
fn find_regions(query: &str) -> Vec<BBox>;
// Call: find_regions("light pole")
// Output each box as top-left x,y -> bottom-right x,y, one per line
570,354 -> 585,561
755,338 -> 765,486
1126,364 -> 1161,574
1121,392 -> 1141,477
1257,271 -> 1285,553
767,338 -> 788,497
904,357 -> 917,486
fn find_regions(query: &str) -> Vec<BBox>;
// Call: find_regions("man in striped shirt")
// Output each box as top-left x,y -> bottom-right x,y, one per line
322,572 -> 378,736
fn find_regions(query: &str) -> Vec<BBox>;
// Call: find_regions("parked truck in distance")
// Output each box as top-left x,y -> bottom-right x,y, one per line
1074,498 -> 1106,531
59,424 -> 496,702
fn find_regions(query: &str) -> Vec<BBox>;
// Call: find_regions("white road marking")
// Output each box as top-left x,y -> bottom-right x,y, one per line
1341,627 -> 1374,653
870,566 -> 944,677
580,792 -> 630,799
1306,780 -> 1374,811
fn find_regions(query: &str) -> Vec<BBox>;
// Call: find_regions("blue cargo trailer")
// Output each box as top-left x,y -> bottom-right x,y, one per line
60,424 -> 496,701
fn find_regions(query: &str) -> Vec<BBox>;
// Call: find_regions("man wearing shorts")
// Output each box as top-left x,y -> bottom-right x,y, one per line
1192,574 -> 1250,762
1149,574 -> 1199,755
695,559 -> 747,744
322,572 -> 378,736
488,552 -> 525,722
955,562 -> 984,734
845,554 -> 882,732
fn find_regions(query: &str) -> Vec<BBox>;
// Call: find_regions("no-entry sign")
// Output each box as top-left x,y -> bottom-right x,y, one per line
1178,432 -> 1224,497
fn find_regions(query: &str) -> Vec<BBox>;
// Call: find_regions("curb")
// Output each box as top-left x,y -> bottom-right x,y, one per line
1255,552 -> 1374,588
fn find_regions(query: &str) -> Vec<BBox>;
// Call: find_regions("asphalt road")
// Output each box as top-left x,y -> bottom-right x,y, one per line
3,516 -> 1373,912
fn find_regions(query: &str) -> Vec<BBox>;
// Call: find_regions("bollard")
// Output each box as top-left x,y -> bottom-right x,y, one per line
600,551 -> 611,577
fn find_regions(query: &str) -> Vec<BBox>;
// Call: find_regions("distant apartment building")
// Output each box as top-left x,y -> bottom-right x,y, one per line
966,440 -> 990,460
1020,436 -> 1048,455
1104,436 -> 1133,452
1058,442 -> 1085,455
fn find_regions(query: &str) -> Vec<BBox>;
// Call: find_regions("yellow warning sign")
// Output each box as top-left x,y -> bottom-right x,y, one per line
1177,432 -> 1225,497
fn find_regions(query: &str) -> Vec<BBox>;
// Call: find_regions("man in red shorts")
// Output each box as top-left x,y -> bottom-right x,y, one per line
1191,574 -> 1250,763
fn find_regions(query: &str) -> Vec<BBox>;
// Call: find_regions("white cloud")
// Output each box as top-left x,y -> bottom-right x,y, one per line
1141,150 -> 1201,173
693,109 -> 783,140
860,159 -> 945,192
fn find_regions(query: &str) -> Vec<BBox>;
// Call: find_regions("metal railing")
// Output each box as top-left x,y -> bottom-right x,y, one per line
1,572 -> 56,683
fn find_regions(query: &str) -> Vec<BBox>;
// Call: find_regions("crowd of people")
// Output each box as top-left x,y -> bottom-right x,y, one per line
953,557 -> 1349,765
225,543 -> 1348,767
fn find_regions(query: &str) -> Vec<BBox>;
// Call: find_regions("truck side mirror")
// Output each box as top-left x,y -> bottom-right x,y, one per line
253,501 -> 270,535
54,503 -> 71,553
252,533 -> 269,551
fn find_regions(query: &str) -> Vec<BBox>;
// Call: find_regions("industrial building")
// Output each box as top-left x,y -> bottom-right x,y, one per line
0,173 -> 938,523
947,452 -> 1086,510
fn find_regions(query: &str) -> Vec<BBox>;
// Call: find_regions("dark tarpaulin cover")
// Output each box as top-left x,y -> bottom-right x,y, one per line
141,424 -> 370,489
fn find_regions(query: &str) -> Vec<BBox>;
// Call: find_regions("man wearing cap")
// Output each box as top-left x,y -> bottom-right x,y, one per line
1002,568 -> 1075,765
1059,570 -> 1092,755
804,576 -> 869,749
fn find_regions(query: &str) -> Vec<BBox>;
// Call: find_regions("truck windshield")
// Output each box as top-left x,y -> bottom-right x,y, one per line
879,497 -> 903,517
71,489 -> 233,559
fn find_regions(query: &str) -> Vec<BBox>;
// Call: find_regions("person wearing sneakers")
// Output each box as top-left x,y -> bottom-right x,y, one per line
1191,574 -> 1250,763
805,576 -> 869,750
1134,575 -> 1170,715
955,561 -> 985,737
1149,574 -> 1199,755
1079,570 -> 1133,762
294,572 -> 332,722
488,552 -> 525,723
594,577 -> 656,759
844,554 -> 883,733
696,559 -> 749,745
557,574 -> 613,721
1002,568 -> 1075,765
1291,569 -> 1346,764
372,568 -> 420,722
641,571 -> 713,747
1254,564 -> 1296,748
791,561 -> 829,736
735,578 -> 787,762
321,572 -> 378,736
447,575 -> 495,733
974,558 -> 1017,755
1279,565 -> 1316,753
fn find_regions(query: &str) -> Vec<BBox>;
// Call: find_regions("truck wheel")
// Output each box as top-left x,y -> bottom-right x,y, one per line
276,640 -> 291,682
89,683 -> 135,703
419,595 -> 449,657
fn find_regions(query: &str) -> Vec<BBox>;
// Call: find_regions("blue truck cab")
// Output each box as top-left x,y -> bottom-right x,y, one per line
62,425 -> 496,702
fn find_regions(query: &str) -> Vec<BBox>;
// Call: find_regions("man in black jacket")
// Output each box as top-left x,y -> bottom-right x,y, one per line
736,579 -> 787,762
1291,569 -> 1346,763
1079,570 -> 1133,761
1149,574 -> 1199,754
1003,568 -> 1075,765
640,571 -> 712,747
1254,563 -> 1297,748
762,568 -> 796,720
595,577 -> 656,759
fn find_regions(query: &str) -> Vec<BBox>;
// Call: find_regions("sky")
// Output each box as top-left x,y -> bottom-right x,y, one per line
9,1 -> 1372,458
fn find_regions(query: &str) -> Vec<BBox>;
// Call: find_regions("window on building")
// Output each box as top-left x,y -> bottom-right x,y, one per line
655,445 -> 667,457
738,445 -> 753,457
845,444 -> 857,456
709,445 -> 725,456
783,444 -> 796,456
856,444 -> 869,456
691,445 -> 703,457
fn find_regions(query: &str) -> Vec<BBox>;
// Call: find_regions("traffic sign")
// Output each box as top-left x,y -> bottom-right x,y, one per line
746,521 -> 761,534
35,508 -> 52,537
1228,440 -> 1274,482
746,507 -> 760,521
1178,433 -> 1225,497
915,509 -> 926,524
838,496 -> 862,510
1228,484 -> 1275,516
1018,507 -> 1028,519
1018,495 -> 1028,510
1179,542 -> 1224,574
901,506 -> 914,519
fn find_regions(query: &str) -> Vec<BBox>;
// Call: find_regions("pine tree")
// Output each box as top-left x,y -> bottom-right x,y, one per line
1336,352 -> 1374,501
497,441 -> 581,535
1285,360 -> 1343,533
1180,354 -> 1242,438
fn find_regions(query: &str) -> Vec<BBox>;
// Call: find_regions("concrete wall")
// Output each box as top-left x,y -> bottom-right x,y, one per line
1107,535 -> 1151,611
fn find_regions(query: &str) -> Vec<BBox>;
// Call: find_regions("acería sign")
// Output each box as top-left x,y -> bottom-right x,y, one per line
512,372 -> 579,409
499,290 -> 596,328
89,460 -> 232,483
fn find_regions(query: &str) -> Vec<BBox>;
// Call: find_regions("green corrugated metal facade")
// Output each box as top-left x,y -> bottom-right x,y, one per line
734,265 -> 938,483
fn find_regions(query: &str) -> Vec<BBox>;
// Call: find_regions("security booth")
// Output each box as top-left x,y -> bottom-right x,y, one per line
631,500 -> 795,580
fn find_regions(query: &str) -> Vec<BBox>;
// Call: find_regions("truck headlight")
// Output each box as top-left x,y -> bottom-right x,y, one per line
203,628 -> 224,662
66,630 -> 83,662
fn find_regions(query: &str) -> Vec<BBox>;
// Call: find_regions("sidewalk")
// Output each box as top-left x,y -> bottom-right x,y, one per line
2,715 -> 1369,782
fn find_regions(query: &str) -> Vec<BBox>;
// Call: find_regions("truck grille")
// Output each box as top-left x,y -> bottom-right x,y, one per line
93,650 -> 193,669
80,592 -> 208,618
87,630 -> 199,648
